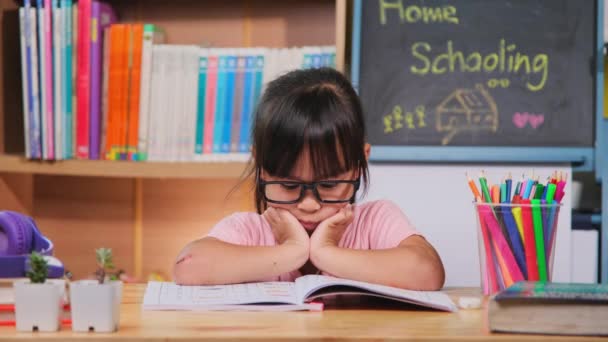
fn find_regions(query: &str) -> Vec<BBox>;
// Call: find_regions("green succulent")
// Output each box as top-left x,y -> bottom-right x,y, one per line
95,248 -> 115,284
26,252 -> 48,284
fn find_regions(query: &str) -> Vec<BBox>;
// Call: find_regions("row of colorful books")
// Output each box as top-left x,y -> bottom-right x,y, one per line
18,0 -> 116,160
126,44 -> 335,162
18,0 -> 336,161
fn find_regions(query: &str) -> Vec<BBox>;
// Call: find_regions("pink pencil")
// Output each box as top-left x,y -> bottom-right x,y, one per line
476,199 -> 498,294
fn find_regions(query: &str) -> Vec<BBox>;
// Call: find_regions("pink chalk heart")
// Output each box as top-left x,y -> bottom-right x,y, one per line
512,112 -> 528,128
528,114 -> 544,129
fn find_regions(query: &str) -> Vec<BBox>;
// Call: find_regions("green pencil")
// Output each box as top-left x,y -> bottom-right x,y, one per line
479,172 -> 492,204
545,183 -> 557,203
531,199 -> 547,280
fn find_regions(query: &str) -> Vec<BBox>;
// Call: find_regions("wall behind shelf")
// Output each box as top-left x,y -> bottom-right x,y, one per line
108,0 -> 335,48
31,175 -> 253,279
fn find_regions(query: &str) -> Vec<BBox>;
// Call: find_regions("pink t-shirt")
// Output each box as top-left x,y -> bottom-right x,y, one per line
206,200 -> 421,281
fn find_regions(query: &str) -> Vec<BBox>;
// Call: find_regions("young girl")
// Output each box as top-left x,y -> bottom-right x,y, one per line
173,68 -> 445,290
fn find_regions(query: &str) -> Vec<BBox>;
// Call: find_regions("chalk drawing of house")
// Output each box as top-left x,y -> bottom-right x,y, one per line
435,84 -> 498,145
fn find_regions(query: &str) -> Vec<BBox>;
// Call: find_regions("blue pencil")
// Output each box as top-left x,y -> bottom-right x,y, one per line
505,174 -> 512,203
523,179 -> 534,199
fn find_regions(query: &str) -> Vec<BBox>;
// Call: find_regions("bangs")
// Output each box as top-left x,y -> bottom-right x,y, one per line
258,85 -> 365,180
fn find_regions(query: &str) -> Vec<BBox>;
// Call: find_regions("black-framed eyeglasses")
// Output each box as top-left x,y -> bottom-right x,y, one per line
259,177 -> 361,204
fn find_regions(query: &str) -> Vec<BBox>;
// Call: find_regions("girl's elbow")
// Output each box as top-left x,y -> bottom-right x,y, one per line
173,258 -> 198,285
426,261 -> 445,290
172,252 -> 214,285
409,252 -> 445,291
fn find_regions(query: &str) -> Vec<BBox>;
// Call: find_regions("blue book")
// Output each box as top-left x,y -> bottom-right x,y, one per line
230,54 -> 246,152
238,55 -> 255,153
24,1 -> 42,158
212,55 -> 227,153
221,55 -> 237,153
194,54 -> 208,155
37,0 -> 48,159
312,51 -> 322,68
62,0 -> 72,159
252,54 -> 264,116
321,50 -> 331,67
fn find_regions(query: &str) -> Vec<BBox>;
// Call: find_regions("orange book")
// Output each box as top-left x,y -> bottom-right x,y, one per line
105,24 -> 127,160
117,25 -> 131,159
126,24 -> 144,160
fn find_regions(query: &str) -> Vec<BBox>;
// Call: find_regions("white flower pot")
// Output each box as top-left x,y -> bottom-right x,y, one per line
13,279 -> 66,332
69,280 -> 123,332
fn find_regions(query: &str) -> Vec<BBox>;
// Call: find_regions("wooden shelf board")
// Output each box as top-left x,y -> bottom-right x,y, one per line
0,155 -> 250,179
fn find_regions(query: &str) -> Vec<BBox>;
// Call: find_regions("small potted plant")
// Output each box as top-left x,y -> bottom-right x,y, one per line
69,248 -> 123,332
14,252 -> 65,332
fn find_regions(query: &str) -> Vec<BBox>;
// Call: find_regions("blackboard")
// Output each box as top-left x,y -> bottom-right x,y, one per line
358,0 -> 596,147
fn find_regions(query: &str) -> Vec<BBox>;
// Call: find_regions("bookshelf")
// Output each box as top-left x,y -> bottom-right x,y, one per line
0,154 -> 250,178
0,0 -> 346,280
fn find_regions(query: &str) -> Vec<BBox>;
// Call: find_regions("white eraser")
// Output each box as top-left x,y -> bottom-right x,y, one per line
458,296 -> 482,309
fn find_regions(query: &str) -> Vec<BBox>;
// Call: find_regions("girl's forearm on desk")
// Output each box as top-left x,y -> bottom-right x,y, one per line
310,236 -> 445,290
173,238 -> 308,285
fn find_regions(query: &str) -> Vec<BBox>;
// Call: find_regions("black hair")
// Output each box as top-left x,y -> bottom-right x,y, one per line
244,67 -> 369,214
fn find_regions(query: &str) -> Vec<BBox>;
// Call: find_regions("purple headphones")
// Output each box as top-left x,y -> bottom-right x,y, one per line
0,211 -> 64,278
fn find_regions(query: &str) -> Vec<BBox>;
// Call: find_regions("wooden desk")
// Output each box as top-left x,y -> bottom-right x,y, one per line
0,284 -> 605,341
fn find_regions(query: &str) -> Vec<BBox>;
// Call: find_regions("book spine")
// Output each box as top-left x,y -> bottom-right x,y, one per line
44,0 -> 54,159
75,0 -> 90,159
126,24 -> 143,160
136,24 -> 160,161
146,45 -> 165,161
238,55 -> 254,153
105,24 -> 124,160
71,1 -> 77,157
89,1 -> 116,160
221,53 -> 236,153
19,8 -> 31,158
230,51 -> 245,153
37,1 -> 48,159
53,1 -> 63,160
62,0 -> 72,159
194,48 -> 208,155
29,6 -> 42,159
99,26 -> 110,160
202,53 -> 217,154
249,53 -> 264,152
212,54 -> 226,153
166,46 -> 180,161
117,24 -> 130,160
185,46 -> 199,161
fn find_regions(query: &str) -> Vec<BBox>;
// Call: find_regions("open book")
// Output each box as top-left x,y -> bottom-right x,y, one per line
143,275 -> 458,312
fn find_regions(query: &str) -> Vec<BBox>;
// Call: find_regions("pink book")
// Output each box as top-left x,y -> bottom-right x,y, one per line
203,54 -> 218,154
75,0 -> 91,159
44,0 -> 54,159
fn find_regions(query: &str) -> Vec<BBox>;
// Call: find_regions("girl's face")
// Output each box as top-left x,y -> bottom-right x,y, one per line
261,145 -> 369,233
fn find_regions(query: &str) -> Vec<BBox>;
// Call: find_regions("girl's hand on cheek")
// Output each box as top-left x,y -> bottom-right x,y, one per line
310,204 -> 353,253
263,207 -> 310,249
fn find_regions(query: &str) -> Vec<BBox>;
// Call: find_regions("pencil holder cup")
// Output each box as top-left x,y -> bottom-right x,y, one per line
473,202 -> 562,295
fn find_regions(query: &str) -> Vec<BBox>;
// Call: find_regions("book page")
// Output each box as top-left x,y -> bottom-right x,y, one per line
143,281 -> 300,309
295,275 -> 457,312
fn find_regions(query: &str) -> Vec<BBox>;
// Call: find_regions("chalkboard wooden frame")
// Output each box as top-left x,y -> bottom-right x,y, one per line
351,0 -> 603,172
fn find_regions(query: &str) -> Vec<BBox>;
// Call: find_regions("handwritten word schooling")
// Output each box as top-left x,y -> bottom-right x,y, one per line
410,39 -> 548,92
379,0 -> 459,25
383,105 -> 427,134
